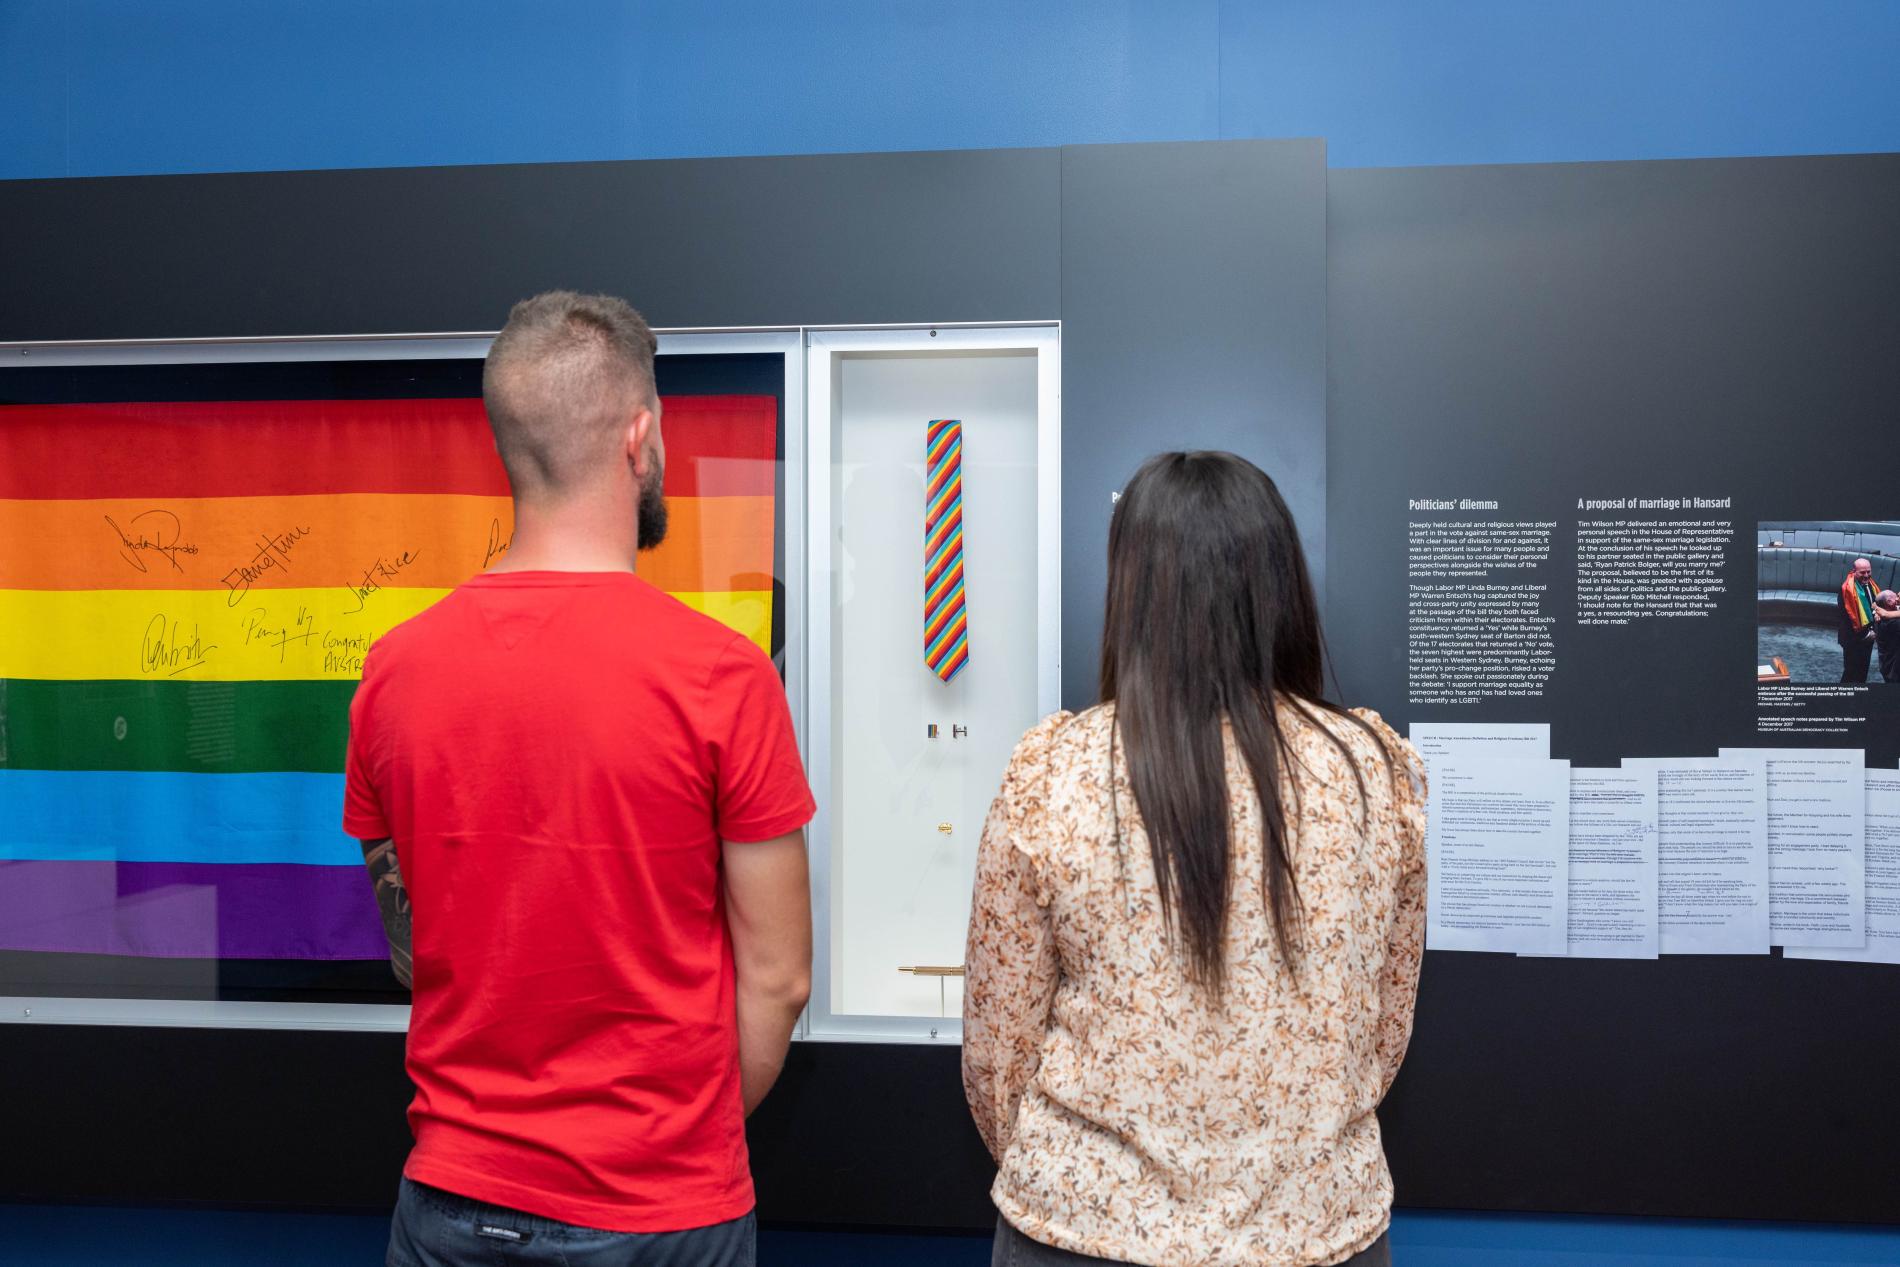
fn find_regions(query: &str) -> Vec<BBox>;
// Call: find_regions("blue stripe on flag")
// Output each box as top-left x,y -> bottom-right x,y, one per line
0,770 -> 357,866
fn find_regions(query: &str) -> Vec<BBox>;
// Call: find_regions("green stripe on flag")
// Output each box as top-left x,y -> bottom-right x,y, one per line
0,679 -> 355,773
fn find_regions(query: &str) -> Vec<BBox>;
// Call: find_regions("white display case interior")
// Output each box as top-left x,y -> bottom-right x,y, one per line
804,325 -> 1062,1043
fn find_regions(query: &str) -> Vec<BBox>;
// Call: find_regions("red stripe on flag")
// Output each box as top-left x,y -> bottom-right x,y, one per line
0,395 -> 777,499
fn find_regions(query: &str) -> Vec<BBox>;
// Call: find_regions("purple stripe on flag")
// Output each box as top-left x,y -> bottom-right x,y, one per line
0,860 -> 387,960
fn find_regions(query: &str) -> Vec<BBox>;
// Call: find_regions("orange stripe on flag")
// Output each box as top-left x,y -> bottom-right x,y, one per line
0,493 -> 775,598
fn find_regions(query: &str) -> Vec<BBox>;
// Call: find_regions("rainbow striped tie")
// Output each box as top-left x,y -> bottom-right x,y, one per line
924,419 -> 969,683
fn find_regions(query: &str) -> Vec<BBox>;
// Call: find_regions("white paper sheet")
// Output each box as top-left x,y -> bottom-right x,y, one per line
1620,757 -> 1770,954
1786,771 -> 1900,965
1409,723 -> 1551,772
1532,768 -> 1660,959
1719,747 -> 1865,948
1426,758 -> 1570,954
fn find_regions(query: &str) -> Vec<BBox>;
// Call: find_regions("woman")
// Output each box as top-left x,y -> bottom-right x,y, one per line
963,452 -> 1426,1267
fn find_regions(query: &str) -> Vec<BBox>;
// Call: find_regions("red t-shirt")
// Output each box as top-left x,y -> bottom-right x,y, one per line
343,571 -> 814,1233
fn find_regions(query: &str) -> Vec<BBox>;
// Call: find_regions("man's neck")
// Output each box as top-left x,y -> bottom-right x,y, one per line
487,498 -> 638,575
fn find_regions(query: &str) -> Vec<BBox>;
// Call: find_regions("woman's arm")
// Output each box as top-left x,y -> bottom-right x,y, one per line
963,831 -> 1059,1160
962,716 -> 1068,1161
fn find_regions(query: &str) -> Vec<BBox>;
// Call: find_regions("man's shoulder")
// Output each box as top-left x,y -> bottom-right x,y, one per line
625,580 -> 766,667
363,586 -> 469,662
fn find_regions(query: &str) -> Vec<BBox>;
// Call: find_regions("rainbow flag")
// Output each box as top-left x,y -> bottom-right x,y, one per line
1842,573 -> 1880,630
0,395 -> 778,960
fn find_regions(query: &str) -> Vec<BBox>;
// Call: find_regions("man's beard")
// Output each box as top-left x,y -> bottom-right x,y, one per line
637,463 -> 669,551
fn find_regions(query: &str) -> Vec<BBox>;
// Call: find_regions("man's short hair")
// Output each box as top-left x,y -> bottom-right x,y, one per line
482,291 -> 658,498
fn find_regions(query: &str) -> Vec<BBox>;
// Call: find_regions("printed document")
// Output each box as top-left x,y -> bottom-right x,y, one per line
1427,757 -> 1570,954
1621,757 -> 1769,954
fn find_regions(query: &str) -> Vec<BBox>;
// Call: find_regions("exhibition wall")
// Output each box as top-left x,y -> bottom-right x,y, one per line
7,136 -> 1899,1235
0,138 -> 1328,1229
1330,151 -> 1900,1222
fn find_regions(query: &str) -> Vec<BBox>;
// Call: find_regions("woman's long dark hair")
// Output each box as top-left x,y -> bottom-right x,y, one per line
1101,451 -> 1388,995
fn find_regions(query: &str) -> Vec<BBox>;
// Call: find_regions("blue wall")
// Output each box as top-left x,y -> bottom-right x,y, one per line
2,1 -> 1898,180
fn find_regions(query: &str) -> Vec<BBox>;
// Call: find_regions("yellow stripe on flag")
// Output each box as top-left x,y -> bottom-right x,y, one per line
671,590 -> 774,653
0,585 -> 775,681
0,587 -> 450,682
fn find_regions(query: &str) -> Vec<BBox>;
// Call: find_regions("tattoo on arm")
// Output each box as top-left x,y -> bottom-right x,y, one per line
361,838 -> 413,988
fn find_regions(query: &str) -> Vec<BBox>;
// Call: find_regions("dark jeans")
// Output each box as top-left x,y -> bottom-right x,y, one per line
993,1216 -> 1391,1266
388,1178 -> 755,1267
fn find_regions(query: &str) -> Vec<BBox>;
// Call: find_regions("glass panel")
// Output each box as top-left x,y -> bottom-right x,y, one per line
828,348 -> 1044,1021
0,346 -> 788,1009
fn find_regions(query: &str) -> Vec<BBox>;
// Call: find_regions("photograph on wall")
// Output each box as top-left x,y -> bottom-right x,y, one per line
1757,521 -> 1900,685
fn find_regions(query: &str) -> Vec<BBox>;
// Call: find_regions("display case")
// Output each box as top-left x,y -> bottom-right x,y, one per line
0,323 -> 1055,1043
0,328 -> 800,1031
803,325 -> 1062,1042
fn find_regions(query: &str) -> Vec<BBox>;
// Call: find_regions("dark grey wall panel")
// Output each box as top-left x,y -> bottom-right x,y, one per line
0,1024 -> 996,1229
1060,139 -> 1328,705
0,141 -> 1327,1230
1329,153 -> 1900,1223
0,149 -> 1062,339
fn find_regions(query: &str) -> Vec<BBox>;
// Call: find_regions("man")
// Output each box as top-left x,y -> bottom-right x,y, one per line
346,291 -> 814,1265
1877,590 -> 1900,684
1838,557 -> 1882,683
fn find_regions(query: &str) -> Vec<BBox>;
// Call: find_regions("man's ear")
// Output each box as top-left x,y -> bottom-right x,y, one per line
626,404 -> 656,478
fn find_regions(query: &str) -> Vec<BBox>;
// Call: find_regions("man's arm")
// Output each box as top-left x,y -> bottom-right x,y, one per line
359,837 -> 412,989
722,829 -> 811,1116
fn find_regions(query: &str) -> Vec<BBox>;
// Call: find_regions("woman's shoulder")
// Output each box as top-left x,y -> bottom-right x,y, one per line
994,706 -> 1118,804
1003,706 -> 1101,773
1283,701 -> 1426,785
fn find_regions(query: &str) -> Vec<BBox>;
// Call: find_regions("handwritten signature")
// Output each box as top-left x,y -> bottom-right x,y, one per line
344,550 -> 421,615
106,510 -> 200,574
483,519 -> 514,569
141,614 -> 218,677
221,526 -> 314,606
241,604 -> 319,663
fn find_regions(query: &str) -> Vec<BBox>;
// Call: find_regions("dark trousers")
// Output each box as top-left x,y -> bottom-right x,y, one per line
992,1216 -> 1391,1266
388,1178 -> 755,1267
1842,632 -> 1875,683
1879,633 -> 1900,683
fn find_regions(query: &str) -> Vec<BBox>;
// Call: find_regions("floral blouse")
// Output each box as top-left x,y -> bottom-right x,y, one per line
962,703 -> 1427,1267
